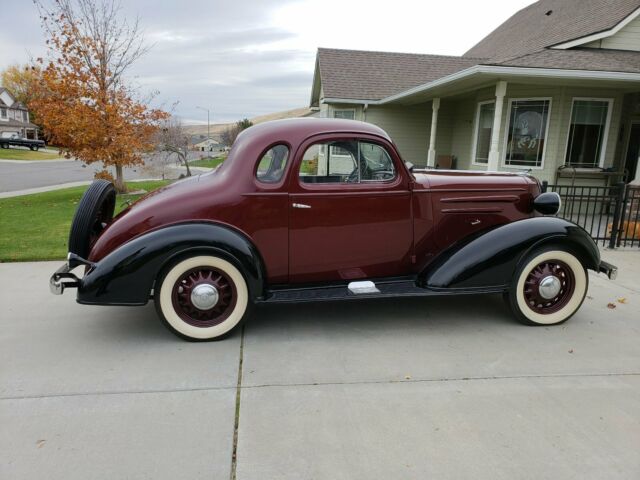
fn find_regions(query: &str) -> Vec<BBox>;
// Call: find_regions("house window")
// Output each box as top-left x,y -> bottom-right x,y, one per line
472,101 -> 495,164
22,111 -> 28,122
0,108 -> 6,119
333,109 -> 355,120
504,98 -> 551,168
565,99 -> 612,168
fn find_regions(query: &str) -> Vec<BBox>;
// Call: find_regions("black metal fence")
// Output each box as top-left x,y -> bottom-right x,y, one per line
542,181 -> 640,248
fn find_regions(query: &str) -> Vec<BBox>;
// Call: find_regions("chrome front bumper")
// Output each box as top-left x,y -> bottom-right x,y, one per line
598,260 -> 618,280
49,253 -> 94,295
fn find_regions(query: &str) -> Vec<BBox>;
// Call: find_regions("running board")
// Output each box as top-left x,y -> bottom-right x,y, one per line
260,280 -> 507,304
262,280 -> 433,304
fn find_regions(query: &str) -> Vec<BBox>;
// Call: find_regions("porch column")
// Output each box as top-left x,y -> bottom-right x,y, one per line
427,97 -> 440,167
487,81 -> 507,171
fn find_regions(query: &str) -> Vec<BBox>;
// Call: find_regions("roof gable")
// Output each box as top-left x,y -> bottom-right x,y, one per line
464,0 -> 640,61
0,88 -> 17,107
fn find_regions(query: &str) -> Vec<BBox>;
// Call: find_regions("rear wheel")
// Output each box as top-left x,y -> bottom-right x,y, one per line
506,247 -> 588,326
154,255 -> 250,341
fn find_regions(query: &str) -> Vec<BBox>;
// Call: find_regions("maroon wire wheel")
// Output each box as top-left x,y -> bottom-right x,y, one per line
171,267 -> 237,327
523,259 -> 575,314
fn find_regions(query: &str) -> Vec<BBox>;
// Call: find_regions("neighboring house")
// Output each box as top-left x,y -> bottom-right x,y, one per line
189,135 -> 221,152
0,87 -> 39,139
193,138 -> 220,152
310,0 -> 640,184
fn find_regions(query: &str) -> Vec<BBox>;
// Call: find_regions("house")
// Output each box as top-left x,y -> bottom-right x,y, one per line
310,0 -> 640,184
0,87 -> 39,139
193,138 -> 220,152
188,135 -> 221,152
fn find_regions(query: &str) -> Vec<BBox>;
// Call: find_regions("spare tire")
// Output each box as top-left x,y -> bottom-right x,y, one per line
68,180 -> 116,258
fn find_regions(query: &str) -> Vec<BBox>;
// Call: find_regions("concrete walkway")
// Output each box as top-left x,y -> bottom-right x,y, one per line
1,250 -> 639,479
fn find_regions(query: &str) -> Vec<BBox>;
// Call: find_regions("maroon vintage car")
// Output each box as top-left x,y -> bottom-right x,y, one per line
51,118 -> 616,341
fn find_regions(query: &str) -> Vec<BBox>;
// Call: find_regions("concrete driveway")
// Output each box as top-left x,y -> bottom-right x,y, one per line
1,251 -> 639,479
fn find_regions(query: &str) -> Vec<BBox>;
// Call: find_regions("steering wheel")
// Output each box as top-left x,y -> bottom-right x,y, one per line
371,170 -> 394,181
346,167 -> 359,183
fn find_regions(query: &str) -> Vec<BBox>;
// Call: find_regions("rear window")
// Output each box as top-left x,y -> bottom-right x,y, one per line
256,144 -> 289,183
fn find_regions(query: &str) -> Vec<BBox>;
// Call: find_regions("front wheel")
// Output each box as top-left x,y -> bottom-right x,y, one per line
154,255 -> 250,341
506,247 -> 588,326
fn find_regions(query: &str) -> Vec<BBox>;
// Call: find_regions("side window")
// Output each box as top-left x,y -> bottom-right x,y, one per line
299,140 -> 396,184
256,144 -> 289,183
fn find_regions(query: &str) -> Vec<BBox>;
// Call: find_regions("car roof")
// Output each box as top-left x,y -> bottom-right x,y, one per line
237,117 -> 392,144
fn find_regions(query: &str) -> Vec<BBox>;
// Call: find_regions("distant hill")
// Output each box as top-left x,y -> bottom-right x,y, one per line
183,107 -> 313,137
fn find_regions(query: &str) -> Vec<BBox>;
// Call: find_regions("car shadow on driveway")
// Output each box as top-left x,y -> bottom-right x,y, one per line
249,293 -> 512,337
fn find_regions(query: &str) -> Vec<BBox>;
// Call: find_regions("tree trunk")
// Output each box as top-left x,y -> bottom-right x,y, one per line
114,164 -> 126,193
183,152 -> 192,177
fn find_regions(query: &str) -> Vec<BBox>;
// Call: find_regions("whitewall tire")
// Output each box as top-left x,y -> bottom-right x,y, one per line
507,248 -> 588,326
154,255 -> 249,341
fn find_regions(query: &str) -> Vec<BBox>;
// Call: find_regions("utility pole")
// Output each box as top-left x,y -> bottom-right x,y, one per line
196,106 -> 211,141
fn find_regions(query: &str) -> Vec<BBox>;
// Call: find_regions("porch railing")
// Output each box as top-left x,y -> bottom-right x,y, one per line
542,181 -> 640,248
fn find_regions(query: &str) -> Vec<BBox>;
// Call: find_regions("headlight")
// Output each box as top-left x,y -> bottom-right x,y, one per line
533,192 -> 561,216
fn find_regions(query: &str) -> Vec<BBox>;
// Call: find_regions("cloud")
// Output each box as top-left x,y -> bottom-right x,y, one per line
0,0 -> 536,123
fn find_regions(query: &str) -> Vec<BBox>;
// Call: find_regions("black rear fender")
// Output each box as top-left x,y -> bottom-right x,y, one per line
421,217 -> 600,290
77,222 -> 266,305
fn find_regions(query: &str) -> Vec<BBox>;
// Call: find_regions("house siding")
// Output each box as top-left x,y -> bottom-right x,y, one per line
583,14 -> 640,51
364,103 -> 430,166
451,87 -> 496,171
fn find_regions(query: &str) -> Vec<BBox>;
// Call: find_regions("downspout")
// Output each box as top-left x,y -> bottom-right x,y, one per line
363,103 -> 368,122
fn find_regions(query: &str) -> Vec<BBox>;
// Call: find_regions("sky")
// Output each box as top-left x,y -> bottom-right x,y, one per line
1,0 -> 535,124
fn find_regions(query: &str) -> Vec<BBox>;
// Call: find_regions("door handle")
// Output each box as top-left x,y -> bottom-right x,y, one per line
470,219 -> 481,225
292,203 -> 311,209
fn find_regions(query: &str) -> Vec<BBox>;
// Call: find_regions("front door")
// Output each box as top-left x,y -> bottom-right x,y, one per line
288,136 -> 413,284
625,123 -> 640,182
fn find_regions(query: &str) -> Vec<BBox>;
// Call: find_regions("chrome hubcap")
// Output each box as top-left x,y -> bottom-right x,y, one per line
538,275 -> 561,300
190,284 -> 219,310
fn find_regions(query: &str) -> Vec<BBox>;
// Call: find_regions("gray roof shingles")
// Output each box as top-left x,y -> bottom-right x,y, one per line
493,47 -> 640,72
317,48 -> 483,101
464,0 -> 640,60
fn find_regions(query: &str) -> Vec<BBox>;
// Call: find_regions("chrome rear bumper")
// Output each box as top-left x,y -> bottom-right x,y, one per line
598,260 -> 618,280
49,253 -> 94,295
49,262 -> 80,295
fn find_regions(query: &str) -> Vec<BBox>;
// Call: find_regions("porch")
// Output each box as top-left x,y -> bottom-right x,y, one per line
324,76 -> 640,185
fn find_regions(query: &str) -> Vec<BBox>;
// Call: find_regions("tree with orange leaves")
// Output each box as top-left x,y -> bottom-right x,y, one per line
30,0 -> 168,192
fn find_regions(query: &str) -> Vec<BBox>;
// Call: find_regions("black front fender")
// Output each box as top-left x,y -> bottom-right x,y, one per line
77,222 -> 266,305
421,217 -> 600,290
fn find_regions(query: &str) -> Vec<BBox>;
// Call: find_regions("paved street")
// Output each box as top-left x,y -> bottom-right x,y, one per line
1,250 -> 639,479
0,151 -> 207,193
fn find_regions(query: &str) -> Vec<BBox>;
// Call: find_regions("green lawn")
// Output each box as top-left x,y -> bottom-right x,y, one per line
189,155 -> 226,169
0,147 -> 62,161
0,180 -> 170,262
